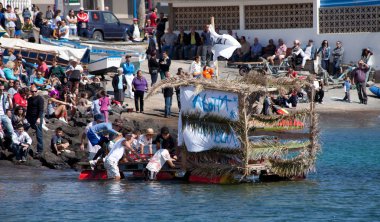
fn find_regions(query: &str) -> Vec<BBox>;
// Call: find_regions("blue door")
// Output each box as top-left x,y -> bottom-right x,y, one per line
102,12 -> 124,39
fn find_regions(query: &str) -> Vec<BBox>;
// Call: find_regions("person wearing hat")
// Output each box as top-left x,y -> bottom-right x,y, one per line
81,113 -> 105,159
138,128 -> 155,155
77,7 -> 89,38
121,55 -> 135,99
112,67 -> 127,104
66,58 -> 83,91
127,18 -> 142,42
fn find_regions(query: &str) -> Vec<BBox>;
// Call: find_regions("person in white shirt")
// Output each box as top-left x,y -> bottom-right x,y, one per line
138,128 -> 155,155
0,84 -> 13,138
145,149 -> 176,180
59,20 -> 70,39
11,124 -> 32,162
66,9 -> 77,36
290,39 -> 306,69
104,132 -> 136,180
132,18 -> 141,41
4,5 -> 17,38
189,56 -> 202,78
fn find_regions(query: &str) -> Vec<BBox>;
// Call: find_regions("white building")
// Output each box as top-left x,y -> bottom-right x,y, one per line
163,0 -> 380,69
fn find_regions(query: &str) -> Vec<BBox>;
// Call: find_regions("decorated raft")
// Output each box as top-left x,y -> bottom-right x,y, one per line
145,72 -> 320,184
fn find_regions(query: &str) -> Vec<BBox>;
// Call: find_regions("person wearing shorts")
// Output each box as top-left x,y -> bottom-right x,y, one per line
267,38 -> 287,66
104,132 -> 135,180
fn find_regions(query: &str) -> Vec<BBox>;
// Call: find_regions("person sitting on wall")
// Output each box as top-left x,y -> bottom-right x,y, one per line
232,36 -> 251,62
289,39 -> 306,69
184,27 -> 201,60
262,39 -> 276,60
250,37 -> 263,62
267,38 -> 287,66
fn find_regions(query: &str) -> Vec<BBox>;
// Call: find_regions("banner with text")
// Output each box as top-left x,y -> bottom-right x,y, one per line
178,86 -> 241,152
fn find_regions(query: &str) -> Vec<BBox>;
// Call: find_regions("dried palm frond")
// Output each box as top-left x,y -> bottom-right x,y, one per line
248,141 -> 310,160
189,163 -> 242,180
269,154 -> 317,178
181,112 -> 237,134
249,110 -> 309,130
145,77 -> 267,100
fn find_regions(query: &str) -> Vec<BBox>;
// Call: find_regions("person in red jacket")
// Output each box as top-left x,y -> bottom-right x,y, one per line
13,87 -> 29,109
77,7 -> 89,38
149,8 -> 157,27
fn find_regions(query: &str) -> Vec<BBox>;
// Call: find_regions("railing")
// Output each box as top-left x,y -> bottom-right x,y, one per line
1,0 -> 32,11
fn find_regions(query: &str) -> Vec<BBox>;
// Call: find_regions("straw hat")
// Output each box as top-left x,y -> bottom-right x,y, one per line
146,128 -> 155,135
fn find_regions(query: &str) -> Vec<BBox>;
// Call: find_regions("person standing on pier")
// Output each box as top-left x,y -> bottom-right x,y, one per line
77,7 -> 89,38
122,55 -> 135,99
352,60 -> 369,105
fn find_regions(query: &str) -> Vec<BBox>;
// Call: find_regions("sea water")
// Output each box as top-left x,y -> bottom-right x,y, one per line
0,114 -> 380,221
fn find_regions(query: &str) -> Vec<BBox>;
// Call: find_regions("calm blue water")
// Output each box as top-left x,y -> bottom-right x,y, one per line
1,115 -> 380,221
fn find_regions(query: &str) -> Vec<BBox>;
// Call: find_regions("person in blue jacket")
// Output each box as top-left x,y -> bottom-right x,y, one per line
317,40 -> 331,74
121,55 -> 135,99
87,114 -> 121,146
3,61 -> 18,81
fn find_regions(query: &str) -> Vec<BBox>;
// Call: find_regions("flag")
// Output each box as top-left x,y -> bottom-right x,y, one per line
209,25 -> 241,61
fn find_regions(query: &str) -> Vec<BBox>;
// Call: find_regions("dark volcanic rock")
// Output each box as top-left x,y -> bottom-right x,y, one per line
40,151 -> 71,169
0,159 -> 14,167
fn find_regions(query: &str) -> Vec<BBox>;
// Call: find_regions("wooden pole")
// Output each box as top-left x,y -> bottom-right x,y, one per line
210,17 -> 219,80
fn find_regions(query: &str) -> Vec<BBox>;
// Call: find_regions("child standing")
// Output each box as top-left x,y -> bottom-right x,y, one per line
343,76 -> 351,103
99,90 -> 110,122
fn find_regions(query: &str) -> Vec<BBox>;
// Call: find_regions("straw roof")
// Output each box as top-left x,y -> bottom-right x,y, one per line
146,77 -> 268,100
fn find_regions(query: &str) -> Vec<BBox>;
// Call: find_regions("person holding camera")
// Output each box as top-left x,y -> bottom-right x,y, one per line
352,60 -> 369,105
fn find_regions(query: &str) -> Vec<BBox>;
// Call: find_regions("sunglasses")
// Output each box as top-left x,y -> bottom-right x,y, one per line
31,90 -> 38,93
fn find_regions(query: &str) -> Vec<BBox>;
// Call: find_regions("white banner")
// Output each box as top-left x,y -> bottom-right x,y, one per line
209,25 -> 241,61
180,86 -> 239,121
178,87 -> 241,152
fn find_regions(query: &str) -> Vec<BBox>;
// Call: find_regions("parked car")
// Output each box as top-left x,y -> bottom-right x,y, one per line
76,10 -> 131,41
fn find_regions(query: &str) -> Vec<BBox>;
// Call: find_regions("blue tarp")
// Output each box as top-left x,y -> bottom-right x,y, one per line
320,0 -> 380,7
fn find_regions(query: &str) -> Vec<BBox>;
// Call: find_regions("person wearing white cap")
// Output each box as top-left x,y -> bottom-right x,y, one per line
66,58 -> 83,90
77,7 -> 89,37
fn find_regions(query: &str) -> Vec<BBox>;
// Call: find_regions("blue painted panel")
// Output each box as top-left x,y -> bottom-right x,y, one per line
320,0 -> 380,7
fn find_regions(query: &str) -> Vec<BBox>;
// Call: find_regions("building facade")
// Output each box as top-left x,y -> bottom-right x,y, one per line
164,0 -> 380,69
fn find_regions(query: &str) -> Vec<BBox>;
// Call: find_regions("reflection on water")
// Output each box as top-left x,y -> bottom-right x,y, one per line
30,184 -> 47,197
0,116 -> 380,221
